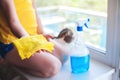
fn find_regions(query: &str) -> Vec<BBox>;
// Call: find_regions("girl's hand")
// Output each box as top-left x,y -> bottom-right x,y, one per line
36,49 -> 51,53
43,33 -> 55,41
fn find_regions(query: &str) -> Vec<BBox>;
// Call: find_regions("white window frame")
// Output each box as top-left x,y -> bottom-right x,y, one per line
89,0 -> 120,80
37,0 -> 120,79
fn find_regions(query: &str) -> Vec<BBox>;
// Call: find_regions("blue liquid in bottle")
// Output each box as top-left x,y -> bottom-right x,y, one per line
70,54 -> 90,73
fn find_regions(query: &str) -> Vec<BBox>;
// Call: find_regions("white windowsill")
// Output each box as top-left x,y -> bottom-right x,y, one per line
15,58 -> 115,80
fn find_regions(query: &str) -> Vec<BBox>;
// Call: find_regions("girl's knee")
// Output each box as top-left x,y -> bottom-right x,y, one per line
19,59 -> 61,78
43,59 -> 62,77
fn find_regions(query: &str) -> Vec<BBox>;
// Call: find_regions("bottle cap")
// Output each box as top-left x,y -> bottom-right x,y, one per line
77,26 -> 83,31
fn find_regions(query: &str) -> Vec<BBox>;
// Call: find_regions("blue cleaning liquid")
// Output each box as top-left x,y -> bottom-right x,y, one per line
70,54 -> 90,74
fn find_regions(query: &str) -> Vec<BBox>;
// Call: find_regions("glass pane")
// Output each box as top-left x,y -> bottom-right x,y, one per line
35,0 -> 107,50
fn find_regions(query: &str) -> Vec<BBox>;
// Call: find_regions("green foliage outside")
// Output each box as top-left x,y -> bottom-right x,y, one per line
35,0 -> 107,12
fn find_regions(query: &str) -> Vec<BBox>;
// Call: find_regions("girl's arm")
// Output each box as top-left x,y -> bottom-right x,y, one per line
0,0 -> 29,38
32,0 -> 44,34
32,1 -> 54,40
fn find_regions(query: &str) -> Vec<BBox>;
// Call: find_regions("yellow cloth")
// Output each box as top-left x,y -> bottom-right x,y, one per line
13,35 -> 54,60
0,0 -> 54,60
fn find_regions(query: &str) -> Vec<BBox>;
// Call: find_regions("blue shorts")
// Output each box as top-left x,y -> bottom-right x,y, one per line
0,42 -> 14,58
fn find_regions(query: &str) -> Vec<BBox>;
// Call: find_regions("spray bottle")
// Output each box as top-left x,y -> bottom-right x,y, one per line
70,18 -> 90,73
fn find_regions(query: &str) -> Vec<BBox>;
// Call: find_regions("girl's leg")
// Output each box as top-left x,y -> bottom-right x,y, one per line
52,44 -> 64,63
51,40 -> 69,64
5,47 -> 62,78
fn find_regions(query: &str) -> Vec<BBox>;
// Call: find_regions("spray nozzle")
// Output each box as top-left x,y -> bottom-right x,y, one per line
84,18 -> 90,28
76,18 -> 90,31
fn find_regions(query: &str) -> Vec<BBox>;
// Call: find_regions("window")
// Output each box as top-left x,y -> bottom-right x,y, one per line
35,0 -> 120,80
35,0 -> 107,50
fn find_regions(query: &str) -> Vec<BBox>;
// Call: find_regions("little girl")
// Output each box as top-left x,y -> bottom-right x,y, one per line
0,0 -> 73,78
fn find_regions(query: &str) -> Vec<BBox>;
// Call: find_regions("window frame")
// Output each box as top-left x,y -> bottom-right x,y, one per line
36,0 -> 120,79
89,0 -> 120,80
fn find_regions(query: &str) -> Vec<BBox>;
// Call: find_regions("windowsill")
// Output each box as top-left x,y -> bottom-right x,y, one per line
15,58 -> 115,80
